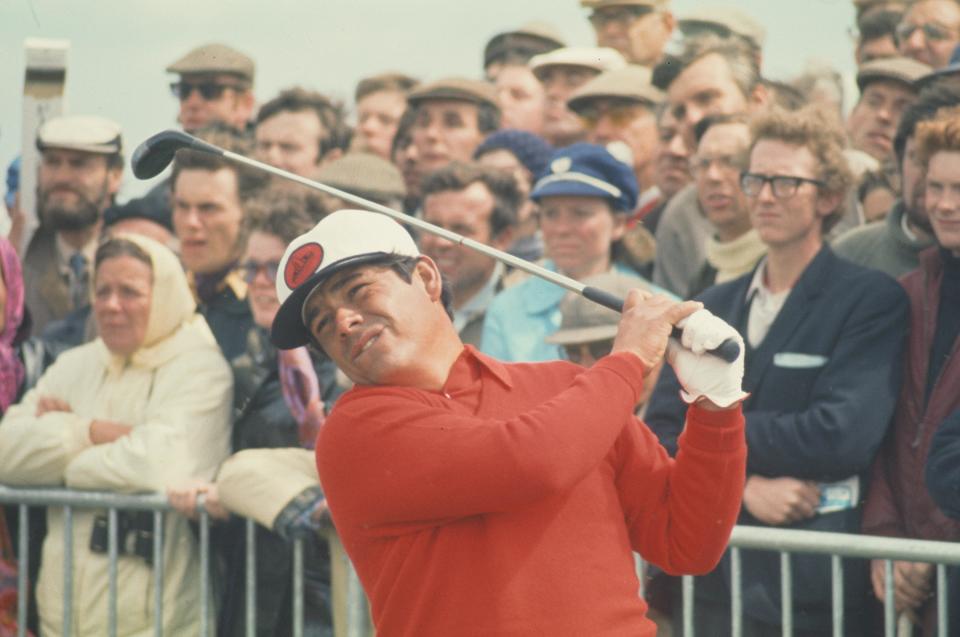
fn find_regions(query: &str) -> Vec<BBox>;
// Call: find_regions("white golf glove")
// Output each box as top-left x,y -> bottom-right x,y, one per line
667,309 -> 748,409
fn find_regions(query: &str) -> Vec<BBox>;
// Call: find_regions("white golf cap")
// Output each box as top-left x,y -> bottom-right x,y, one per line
529,46 -> 627,78
36,115 -> 123,155
271,209 -> 419,349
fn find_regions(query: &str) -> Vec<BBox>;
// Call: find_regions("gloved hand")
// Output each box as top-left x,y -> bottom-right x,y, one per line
667,309 -> 748,408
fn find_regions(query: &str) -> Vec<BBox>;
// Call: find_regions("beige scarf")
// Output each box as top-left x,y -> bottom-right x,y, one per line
705,229 -> 767,284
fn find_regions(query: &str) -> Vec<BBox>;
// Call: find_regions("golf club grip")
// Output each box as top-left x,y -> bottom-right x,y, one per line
580,285 -> 741,363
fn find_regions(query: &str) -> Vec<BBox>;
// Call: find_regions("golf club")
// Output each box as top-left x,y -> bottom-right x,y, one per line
132,129 -> 740,363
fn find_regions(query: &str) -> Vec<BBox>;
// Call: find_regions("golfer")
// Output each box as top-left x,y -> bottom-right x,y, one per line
271,209 -> 748,636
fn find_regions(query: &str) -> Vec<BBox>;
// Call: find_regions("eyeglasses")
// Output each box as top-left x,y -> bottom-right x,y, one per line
578,102 -> 647,127
895,21 -> 956,43
739,172 -> 826,198
238,260 -> 280,284
562,339 -> 614,365
170,81 -> 245,101
588,6 -> 654,28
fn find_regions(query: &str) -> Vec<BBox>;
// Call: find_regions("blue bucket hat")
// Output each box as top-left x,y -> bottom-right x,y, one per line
530,143 -> 638,212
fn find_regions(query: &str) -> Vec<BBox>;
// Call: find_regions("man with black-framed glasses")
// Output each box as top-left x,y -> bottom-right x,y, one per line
581,0 -> 675,67
645,105 -> 909,635
897,0 -> 960,68
166,43 -> 257,134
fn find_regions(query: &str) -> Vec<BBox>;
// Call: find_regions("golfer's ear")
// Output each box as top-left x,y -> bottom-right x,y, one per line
415,256 -> 444,301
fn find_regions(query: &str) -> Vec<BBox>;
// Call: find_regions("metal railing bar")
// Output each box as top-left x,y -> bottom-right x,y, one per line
108,508 -> 118,637
781,552 -> 792,636
831,554 -> 844,637
731,547 -> 742,637
884,560 -> 895,637
292,537 -> 304,637
63,505 -> 73,637
153,510 -> 164,637
199,503 -> 210,637
246,518 -> 256,637
730,526 -> 960,564
0,485 -> 169,510
683,574 -> 695,637
17,503 -> 27,637
937,563 -> 947,637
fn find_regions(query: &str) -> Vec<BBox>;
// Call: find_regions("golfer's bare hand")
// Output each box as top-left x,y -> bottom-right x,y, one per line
743,476 -> 820,525
870,560 -> 934,611
612,289 -> 702,374
36,395 -> 72,416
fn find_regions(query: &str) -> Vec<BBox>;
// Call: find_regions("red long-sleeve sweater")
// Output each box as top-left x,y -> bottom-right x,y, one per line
317,346 -> 745,636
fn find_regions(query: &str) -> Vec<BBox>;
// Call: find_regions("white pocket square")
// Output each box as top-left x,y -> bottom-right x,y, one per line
773,352 -> 828,369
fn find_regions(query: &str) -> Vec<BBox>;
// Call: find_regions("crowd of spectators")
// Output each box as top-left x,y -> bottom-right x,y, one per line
1,0 -> 960,635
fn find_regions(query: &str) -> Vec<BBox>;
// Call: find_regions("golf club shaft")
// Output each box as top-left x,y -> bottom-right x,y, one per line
134,130 -> 739,362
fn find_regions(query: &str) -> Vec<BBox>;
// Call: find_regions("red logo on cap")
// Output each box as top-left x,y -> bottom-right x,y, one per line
284,243 -> 324,289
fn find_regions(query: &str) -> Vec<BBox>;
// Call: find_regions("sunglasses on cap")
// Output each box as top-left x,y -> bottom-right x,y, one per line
239,260 -> 280,284
170,81 -> 246,101
895,21 -> 956,43
562,339 -> 615,366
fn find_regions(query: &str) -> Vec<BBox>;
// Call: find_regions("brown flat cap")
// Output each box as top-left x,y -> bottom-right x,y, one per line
546,271 -> 652,345
679,6 -> 766,50
581,0 -> 670,9
567,65 -> 664,112
484,22 -> 566,68
166,43 -> 255,84
315,152 -> 406,200
856,56 -> 932,91
407,77 -> 499,110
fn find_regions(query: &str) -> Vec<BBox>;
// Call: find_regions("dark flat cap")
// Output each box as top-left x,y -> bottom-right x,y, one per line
166,43 -> 255,84
484,22 -> 566,68
857,56 -> 932,91
407,77 -> 499,109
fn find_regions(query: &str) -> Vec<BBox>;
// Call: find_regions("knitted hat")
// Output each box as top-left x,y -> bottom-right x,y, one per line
474,129 -> 555,180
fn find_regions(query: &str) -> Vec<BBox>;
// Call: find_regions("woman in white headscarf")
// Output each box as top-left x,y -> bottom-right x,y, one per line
0,234 -> 232,636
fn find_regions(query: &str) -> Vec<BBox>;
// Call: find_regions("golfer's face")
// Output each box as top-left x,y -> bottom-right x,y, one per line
303,262 -> 434,386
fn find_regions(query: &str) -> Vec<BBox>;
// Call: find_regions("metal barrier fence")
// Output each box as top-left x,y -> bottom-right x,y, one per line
2,484 -> 960,637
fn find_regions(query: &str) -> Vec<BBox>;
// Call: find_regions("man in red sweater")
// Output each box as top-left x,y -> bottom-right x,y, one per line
270,208 -> 748,636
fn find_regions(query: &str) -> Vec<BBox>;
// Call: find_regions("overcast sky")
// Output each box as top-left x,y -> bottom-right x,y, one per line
1,0 -> 857,200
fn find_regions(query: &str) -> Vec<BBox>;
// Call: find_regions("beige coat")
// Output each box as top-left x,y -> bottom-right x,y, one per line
0,234 -> 232,636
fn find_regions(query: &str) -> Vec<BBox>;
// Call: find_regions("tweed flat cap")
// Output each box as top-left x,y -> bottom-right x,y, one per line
856,56 -> 932,90
315,152 -> 406,200
166,43 -> 255,84
407,77 -> 499,109
567,65 -> 664,112
546,271 -> 650,345
36,115 -> 123,155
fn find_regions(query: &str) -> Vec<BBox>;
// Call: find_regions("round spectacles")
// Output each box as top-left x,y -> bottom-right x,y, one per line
588,6 -> 653,28
562,339 -> 614,365
170,81 -> 245,101
739,172 -> 826,198
895,21 -> 955,43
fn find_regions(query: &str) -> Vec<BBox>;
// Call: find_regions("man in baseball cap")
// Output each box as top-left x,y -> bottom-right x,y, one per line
582,0 -> 675,67
269,205 -> 747,636
23,115 -> 124,332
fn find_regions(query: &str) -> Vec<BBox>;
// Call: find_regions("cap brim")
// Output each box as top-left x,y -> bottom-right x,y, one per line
532,180 -> 615,202
270,252 -> 393,350
545,324 -> 618,345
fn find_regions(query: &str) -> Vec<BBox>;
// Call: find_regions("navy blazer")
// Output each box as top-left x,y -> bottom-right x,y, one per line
645,245 -> 909,630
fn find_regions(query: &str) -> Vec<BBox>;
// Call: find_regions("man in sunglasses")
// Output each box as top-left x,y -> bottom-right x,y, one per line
166,43 -> 257,134
581,0 -> 675,68
567,65 -> 664,209
897,0 -> 960,68
645,105 -> 909,635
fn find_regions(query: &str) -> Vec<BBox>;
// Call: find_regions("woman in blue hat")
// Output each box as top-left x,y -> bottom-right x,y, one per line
481,142 -> 669,362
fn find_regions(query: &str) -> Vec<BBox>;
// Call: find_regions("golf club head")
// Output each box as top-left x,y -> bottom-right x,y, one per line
131,129 -> 224,179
